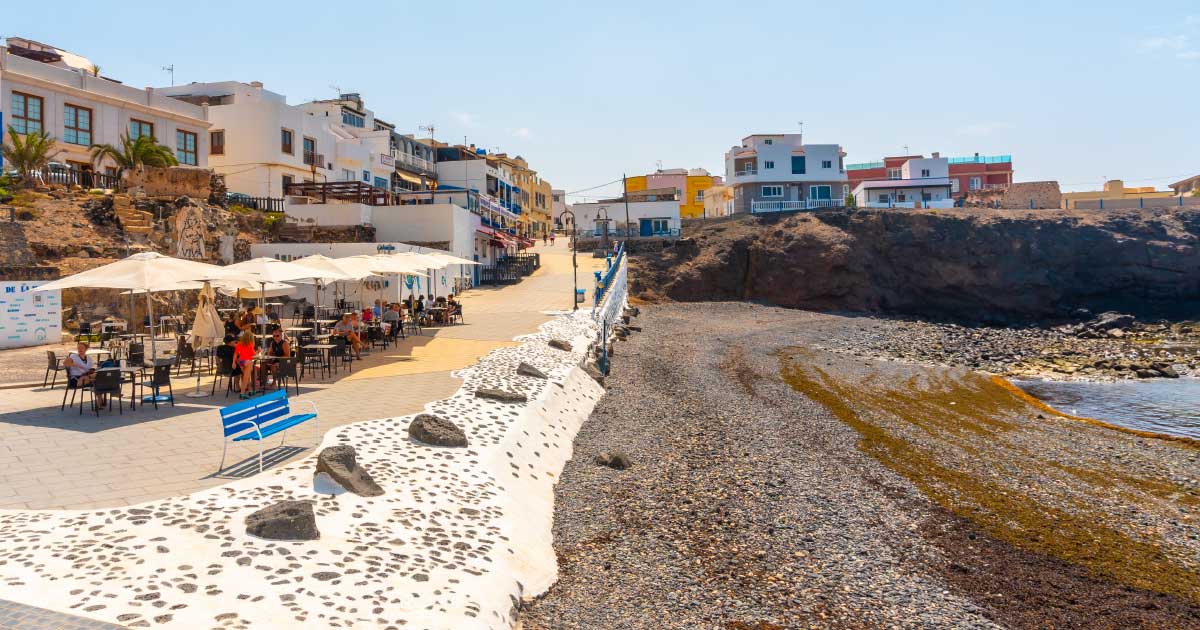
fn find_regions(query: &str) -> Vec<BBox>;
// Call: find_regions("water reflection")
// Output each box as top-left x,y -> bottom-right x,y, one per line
1015,378 -> 1200,439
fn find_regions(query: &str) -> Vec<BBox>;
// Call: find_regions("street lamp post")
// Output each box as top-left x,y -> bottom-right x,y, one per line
562,209 -> 577,311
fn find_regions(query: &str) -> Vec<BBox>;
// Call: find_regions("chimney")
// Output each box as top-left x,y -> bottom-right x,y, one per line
250,81 -> 264,88
931,151 -> 940,158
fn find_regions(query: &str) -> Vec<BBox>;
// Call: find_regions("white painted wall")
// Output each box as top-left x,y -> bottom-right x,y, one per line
571,200 -> 681,234
282,200 -> 372,226
0,281 -> 61,349
724,134 -> 846,186
901,157 -> 949,179
1,50 -> 209,171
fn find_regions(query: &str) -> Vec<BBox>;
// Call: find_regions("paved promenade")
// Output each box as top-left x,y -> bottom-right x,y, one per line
0,241 -> 604,510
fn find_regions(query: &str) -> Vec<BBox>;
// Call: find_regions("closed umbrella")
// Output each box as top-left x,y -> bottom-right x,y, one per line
186,281 -> 224,398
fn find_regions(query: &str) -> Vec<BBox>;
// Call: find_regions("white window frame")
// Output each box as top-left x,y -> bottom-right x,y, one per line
764,138 -> 773,145
808,185 -> 832,200
821,160 -> 832,169
950,178 -> 960,193
764,160 -> 775,169
969,176 -> 982,190
878,193 -> 891,203
761,185 -> 783,198
842,184 -> 849,198
887,168 -> 902,180
921,168 -> 930,177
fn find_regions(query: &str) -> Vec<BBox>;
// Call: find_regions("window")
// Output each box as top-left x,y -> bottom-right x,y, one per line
11,92 -> 43,134
897,193 -> 907,202
764,160 -> 775,169
761,185 -> 783,198
879,193 -> 890,203
821,160 -> 832,169
341,168 -> 355,181
695,189 -> 705,201
63,104 -> 92,146
791,156 -> 806,174
651,218 -> 670,233
282,174 -> 294,193
362,170 -> 371,183
303,137 -> 318,166
809,185 -> 831,200
950,178 -> 960,193
210,130 -> 225,155
969,176 -> 982,190
374,176 -> 389,189
922,192 -> 932,201
176,130 -> 197,165
130,119 -> 154,140
281,128 -> 294,154
887,168 -> 901,180
921,168 -> 931,177
763,139 -> 773,145
842,184 -> 850,198
342,110 -> 365,127
839,156 -> 844,172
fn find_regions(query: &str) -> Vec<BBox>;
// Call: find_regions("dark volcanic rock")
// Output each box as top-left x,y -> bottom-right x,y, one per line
408,414 -> 468,447
517,362 -> 549,379
594,451 -> 630,470
245,500 -> 319,541
549,338 -> 573,351
629,209 -> 1200,321
475,388 -> 528,403
315,445 -> 383,497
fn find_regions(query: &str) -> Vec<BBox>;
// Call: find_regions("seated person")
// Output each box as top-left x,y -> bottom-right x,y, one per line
447,295 -> 461,319
372,299 -> 383,319
332,313 -> 363,359
266,307 -> 281,325
223,314 -> 240,338
234,330 -> 258,398
361,307 -> 374,323
262,328 -> 291,382
236,309 -> 256,333
381,302 -> 401,333
64,341 -> 97,390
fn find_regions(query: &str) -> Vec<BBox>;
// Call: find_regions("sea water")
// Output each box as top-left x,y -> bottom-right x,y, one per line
1016,378 -> 1200,439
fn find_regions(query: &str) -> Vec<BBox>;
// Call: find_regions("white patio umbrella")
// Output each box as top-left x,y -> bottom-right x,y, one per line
286,254 -> 363,326
394,252 -> 450,298
33,252 -> 234,362
344,254 -> 429,305
425,252 -> 480,295
222,257 -> 327,342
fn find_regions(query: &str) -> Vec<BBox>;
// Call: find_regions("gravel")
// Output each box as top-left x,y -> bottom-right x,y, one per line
520,302 -> 1200,630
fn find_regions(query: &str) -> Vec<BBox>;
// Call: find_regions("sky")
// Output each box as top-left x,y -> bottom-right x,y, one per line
6,0 -> 1199,200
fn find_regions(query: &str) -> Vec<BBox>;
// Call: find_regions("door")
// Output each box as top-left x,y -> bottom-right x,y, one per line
639,219 -> 652,237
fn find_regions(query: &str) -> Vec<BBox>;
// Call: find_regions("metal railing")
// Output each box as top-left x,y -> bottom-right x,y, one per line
734,169 -> 758,177
34,165 -> 121,190
948,154 -> 1011,165
751,199 -> 846,213
846,161 -> 885,171
227,194 -> 284,212
302,152 -> 325,168
592,242 -> 628,374
572,228 -> 680,239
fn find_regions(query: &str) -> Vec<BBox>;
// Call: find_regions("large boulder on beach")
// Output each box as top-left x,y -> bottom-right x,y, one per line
245,500 -> 319,541
408,414 -> 468,447
549,338 -> 573,351
517,362 -> 548,379
594,451 -> 630,470
475,388 -> 528,403
315,445 -> 383,497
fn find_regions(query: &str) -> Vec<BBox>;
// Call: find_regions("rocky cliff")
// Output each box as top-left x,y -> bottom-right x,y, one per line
630,208 -> 1200,322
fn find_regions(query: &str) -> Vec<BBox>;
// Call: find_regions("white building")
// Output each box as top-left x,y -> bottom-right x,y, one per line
0,38 -> 210,178
723,134 -> 847,213
852,154 -> 954,208
551,188 -> 571,229
570,200 -> 681,238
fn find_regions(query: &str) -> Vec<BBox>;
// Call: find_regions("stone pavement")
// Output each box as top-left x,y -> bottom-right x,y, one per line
0,599 -> 124,629
0,240 -> 605,511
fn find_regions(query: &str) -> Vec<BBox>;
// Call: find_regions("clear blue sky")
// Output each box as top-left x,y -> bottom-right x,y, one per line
7,1 -> 1198,200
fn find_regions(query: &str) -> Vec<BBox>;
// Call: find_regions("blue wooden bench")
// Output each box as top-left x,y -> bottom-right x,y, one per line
218,389 -> 319,473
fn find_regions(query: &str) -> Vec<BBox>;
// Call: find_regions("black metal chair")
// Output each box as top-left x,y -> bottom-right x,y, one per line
44,351 -> 66,388
299,345 -> 328,381
90,369 -> 126,416
175,341 -> 196,377
212,346 -> 237,397
369,326 -> 389,351
330,338 -> 353,374
127,343 -> 146,368
141,363 -> 175,409
274,357 -> 300,396
61,373 -> 92,414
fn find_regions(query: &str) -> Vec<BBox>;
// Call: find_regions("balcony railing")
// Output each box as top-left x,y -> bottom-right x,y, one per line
948,154 -> 1011,165
34,165 -> 121,190
751,199 -> 846,213
734,169 -> 758,177
302,152 -> 325,168
846,161 -> 884,171
392,151 -> 435,173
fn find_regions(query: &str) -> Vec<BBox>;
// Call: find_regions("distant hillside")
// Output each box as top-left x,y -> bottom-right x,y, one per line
630,208 -> 1200,322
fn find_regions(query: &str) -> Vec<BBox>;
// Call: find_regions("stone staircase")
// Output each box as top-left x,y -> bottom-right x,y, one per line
112,196 -> 154,236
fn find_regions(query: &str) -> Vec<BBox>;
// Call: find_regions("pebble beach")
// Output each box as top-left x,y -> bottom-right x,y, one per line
521,302 -> 1200,629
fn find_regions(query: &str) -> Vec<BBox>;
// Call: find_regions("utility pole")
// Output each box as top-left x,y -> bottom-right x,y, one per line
623,173 -> 631,239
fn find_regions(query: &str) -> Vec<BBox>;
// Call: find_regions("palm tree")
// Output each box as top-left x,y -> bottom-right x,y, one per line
2,126 -> 61,185
90,133 -> 178,173
90,64 -> 100,77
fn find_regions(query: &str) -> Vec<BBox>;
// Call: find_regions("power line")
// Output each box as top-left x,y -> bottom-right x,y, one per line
565,178 -> 623,196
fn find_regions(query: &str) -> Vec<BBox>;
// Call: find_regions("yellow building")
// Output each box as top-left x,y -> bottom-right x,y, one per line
624,168 -> 720,219
495,154 -> 553,238
1062,179 -> 1176,209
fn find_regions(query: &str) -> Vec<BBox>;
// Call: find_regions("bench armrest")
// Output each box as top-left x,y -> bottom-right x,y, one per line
294,399 -> 318,416
223,418 -> 263,440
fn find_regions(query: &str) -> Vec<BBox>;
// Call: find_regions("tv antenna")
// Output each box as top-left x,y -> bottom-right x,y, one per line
161,64 -> 175,86
655,160 -> 663,171
329,84 -> 342,97
419,124 -> 436,140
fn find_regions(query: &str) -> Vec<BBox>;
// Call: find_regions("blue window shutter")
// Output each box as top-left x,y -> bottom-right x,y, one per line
792,156 -> 806,174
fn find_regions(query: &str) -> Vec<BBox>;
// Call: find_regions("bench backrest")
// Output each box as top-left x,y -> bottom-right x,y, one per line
219,389 -> 290,437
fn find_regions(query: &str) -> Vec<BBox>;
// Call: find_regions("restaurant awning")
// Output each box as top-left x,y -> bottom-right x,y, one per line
393,170 -> 424,186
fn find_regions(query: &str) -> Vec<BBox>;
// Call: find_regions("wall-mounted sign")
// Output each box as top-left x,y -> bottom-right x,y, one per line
0,281 -> 61,349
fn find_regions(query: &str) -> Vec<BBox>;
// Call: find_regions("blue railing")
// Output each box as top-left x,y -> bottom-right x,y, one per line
948,154 -> 1011,165
593,242 -> 626,308
846,161 -> 884,171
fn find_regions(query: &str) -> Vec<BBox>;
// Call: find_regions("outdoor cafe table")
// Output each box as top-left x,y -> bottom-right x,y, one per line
95,365 -> 143,410
314,319 -> 338,335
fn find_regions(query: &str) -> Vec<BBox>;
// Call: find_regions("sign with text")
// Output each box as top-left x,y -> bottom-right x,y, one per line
0,281 -> 61,349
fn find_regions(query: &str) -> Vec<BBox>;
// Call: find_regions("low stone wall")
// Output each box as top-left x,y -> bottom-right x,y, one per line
966,181 -> 1062,209
123,166 -> 212,199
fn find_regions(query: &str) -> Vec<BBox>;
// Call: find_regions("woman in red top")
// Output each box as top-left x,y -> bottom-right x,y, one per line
234,330 -> 257,398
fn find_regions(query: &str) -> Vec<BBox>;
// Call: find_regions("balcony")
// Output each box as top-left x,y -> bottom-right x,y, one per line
391,150 -> 436,175
302,152 -> 325,168
734,168 -> 758,177
751,199 -> 845,213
